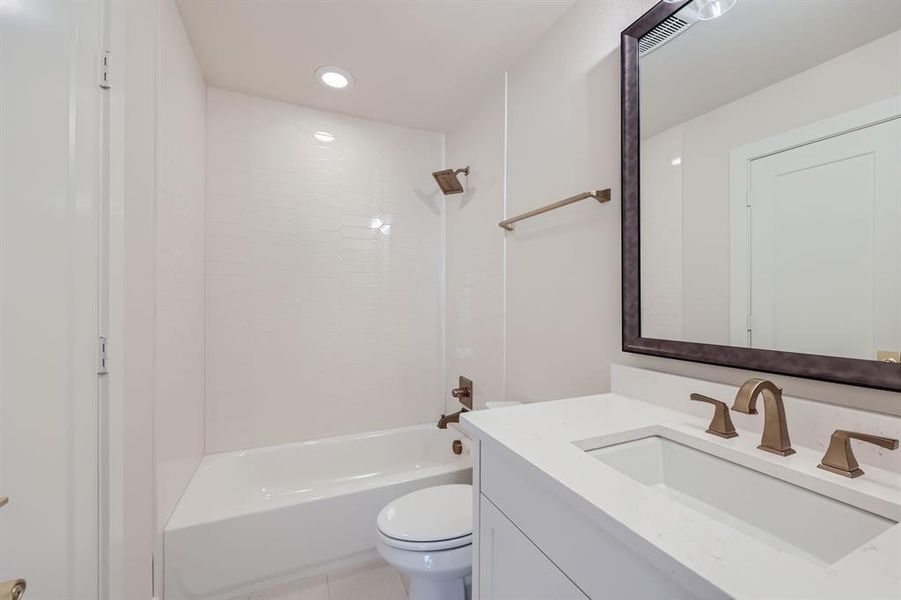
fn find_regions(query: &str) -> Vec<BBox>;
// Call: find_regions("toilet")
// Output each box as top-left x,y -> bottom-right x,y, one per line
376,484 -> 473,600
377,402 -> 521,599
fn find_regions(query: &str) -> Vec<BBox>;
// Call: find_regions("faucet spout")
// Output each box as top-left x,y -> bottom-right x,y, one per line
437,408 -> 468,429
732,378 -> 795,456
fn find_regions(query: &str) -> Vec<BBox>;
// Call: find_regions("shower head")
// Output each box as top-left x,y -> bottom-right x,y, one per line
432,166 -> 469,195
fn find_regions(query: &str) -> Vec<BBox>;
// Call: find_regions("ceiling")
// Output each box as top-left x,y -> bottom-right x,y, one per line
640,0 -> 901,136
176,0 -> 574,133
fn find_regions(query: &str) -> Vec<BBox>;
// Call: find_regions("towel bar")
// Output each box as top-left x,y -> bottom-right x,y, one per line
499,188 -> 610,230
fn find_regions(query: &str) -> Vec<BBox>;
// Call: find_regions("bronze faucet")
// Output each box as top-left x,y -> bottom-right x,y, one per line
731,378 -> 795,456
451,376 -> 473,409
818,430 -> 899,478
437,408 -> 468,429
439,376 -> 474,428
690,393 -> 737,438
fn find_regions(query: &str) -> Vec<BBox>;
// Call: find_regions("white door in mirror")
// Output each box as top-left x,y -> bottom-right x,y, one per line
746,118 -> 901,359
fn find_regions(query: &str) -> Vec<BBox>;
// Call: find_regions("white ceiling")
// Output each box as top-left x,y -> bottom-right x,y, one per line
176,0 -> 574,133
640,0 -> 901,136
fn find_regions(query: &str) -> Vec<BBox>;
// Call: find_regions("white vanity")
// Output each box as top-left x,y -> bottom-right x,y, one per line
460,367 -> 901,600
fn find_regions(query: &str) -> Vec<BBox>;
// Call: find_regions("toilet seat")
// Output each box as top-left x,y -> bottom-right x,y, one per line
377,484 -> 472,552
378,530 -> 472,552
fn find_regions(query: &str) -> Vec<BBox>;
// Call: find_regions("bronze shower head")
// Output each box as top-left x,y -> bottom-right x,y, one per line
432,166 -> 469,195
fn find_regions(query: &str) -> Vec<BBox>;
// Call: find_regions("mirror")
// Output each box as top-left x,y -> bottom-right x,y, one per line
622,0 -> 901,390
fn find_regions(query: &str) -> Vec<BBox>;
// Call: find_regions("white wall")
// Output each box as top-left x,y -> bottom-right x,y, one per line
205,89 -> 446,452
155,0 -> 207,535
106,1 -> 164,597
503,0 -> 650,403
446,0 -> 652,405
445,80 -> 507,410
446,0 -> 901,416
105,2 -> 208,592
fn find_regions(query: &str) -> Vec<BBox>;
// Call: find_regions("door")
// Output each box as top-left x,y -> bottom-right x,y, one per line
1,1 -> 103,598
747,117 -> 901,360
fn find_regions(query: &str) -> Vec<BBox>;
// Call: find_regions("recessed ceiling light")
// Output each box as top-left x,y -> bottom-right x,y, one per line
315,66 -> 353,90
671,156 -> 682,166
314,131 -> 335,143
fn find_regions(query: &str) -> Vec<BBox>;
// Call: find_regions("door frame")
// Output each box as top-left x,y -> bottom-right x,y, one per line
728,96 -> 901,347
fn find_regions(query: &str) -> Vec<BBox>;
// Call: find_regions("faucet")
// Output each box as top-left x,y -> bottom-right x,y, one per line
437,408 -> 469,429
451,376 -> 473,409
690,393 -> 738,438
438,376 -> 474,429
818,429 -> 899,478
731,378 -> 795,456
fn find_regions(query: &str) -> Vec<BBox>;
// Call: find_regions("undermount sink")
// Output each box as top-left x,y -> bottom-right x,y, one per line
585,435 -> 896,564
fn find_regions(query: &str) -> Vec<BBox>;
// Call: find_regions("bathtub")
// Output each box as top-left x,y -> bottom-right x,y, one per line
164,424 -> 472,600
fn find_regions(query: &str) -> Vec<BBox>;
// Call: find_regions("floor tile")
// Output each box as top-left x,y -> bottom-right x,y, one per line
247,574 -> 329,600
327,559 -> 407,600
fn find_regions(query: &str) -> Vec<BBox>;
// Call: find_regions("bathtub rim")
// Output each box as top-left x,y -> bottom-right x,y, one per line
166,422 -> 472,531
201,422 -> 468,463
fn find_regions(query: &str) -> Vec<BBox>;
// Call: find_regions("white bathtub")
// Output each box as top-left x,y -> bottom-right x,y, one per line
164,424 -> 472,600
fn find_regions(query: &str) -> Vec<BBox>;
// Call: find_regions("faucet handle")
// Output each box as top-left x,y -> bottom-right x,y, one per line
451,376 -> 473,410
818,430 -> 899,478
690,394 -> 738,439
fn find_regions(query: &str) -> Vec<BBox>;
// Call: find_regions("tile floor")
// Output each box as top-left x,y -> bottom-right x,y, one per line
234,559 -> 409,600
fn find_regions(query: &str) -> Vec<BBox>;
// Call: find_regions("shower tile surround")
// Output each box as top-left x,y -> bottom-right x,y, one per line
205,88 -> 446,452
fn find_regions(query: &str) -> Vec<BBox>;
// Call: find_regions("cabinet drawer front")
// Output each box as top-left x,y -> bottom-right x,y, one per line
480,442 -> 706,600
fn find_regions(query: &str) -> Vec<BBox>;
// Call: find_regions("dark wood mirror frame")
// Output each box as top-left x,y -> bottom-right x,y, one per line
620,1 -> 901,393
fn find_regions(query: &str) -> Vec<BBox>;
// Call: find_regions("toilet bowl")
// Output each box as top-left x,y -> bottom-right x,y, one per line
376,484 -> 472,600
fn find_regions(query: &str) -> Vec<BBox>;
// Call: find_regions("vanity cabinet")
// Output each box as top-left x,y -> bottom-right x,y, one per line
474,440 -> 708,600
478,495 -> 587,600
464,377 -> 901,600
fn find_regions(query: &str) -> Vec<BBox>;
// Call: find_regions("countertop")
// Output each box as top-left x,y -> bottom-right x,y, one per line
460,393 -> 901,600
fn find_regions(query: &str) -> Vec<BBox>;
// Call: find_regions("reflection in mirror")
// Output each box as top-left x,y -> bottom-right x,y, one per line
639,0 -> 901,362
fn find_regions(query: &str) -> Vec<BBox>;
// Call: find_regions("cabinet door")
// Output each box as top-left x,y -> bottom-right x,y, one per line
479,495 -> 587,600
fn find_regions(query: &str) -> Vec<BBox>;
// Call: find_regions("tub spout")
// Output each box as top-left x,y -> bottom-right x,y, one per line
437,408 -> 469,429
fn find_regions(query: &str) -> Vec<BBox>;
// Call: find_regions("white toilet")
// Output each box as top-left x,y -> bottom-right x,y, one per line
376,484 -> 473,600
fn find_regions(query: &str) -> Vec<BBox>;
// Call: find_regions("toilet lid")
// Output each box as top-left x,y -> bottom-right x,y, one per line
377,484 -> 472,543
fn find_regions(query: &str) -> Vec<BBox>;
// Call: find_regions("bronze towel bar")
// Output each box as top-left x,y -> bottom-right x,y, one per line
498,188 -> 611,230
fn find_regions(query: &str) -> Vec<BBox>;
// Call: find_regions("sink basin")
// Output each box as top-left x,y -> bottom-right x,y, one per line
586,435 -> 896,564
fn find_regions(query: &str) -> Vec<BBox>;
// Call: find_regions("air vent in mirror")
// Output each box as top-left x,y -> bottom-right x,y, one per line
638,6 -> 699,56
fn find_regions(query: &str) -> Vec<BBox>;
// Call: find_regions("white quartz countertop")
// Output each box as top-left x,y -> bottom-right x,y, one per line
460,393 -> 901,600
